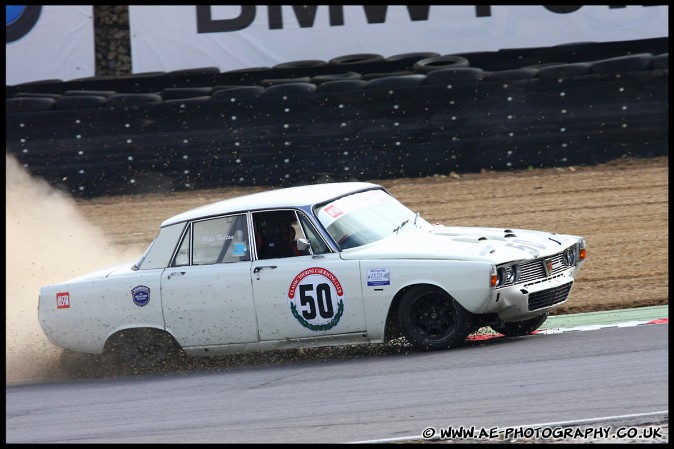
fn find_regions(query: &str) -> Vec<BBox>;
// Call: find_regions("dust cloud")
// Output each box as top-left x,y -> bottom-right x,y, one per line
6,153 -> 136,383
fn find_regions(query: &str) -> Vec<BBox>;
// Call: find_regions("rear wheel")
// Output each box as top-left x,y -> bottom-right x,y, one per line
398,286 -> 472,351
106,329 -> 184,373
491,313 -> 549,337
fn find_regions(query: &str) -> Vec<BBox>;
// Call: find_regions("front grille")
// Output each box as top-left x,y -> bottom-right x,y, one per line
518,259 -> 546,284
497,249 -> 575,289
528,282 -> 573,311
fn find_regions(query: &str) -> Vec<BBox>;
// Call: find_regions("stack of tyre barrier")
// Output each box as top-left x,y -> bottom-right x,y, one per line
5,38 -> 668,197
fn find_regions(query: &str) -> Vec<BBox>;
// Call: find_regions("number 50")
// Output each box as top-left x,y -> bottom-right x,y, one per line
299,283 -> 334,319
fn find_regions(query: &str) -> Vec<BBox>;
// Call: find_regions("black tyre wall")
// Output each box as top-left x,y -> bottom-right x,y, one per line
5,38 -> 668,197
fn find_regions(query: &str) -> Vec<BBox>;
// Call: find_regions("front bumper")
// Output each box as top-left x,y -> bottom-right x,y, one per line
482,268 -> 577,322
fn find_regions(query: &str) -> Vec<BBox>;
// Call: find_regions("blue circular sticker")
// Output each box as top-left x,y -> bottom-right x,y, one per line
132,285 -> 151,307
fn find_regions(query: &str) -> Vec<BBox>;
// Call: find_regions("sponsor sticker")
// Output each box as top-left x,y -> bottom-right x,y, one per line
287,267 -> 345,331
232,242 -> 247,256
324,205 -> 343,219
132,285 -> 151,307
367,267 -> 390,286
56,292 -> 70,309
318,190 -> 390,227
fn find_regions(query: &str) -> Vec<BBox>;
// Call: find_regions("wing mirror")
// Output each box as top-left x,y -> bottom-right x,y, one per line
296,238 -> 311,251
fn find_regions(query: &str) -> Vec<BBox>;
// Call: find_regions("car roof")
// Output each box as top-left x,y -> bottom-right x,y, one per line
161,181 -> 383,226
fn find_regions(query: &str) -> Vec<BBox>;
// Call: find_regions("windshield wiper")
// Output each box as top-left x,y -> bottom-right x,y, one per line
393,219 -> 409,234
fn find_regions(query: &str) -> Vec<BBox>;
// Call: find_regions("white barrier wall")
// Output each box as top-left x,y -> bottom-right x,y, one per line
4,5 -> 668,85
6,5 -> 95,85
128,5 -> 668,73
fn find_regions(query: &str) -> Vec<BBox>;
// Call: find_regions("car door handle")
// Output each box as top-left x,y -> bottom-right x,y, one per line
167,271 -> 186,280
253,265 -> 277,273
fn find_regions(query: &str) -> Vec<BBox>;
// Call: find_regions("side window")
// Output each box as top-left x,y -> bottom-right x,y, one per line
173,225 -> 191,267
298,212 -> 331,255
254,210 -> 305,260
191,214 -> 250,265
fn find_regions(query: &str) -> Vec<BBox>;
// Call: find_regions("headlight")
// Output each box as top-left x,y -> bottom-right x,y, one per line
494,264 -> 519,287
496,267 -> 507,287
506,264 -> 520,284
563,247 -> 576,267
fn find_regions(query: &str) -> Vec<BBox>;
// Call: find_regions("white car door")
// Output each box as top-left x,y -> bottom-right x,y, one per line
161,214 -> 259,348
252,253 -> 366,340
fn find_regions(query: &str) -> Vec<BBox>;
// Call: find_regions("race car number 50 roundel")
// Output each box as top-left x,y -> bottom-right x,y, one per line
288,267 -> 345,331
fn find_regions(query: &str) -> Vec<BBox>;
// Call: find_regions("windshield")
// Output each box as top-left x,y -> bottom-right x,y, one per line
315,189 -> 431,249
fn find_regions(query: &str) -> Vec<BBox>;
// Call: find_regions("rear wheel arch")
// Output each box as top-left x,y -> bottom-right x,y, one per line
104,327 -> 185,372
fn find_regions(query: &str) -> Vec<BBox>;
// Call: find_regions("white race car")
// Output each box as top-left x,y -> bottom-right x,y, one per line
39,182 -> 587,370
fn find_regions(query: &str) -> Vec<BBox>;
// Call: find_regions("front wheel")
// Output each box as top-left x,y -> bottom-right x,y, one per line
398,286 -> 472,351
491,313 -> 549,337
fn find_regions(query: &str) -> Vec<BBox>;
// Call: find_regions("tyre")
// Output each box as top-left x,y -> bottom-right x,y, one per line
312,71 -> 362,84
536,62 -> 592,79
121,71 -> 167,78
491,313 -> 549,337
260,76 -> 312,87
107,93 -> 162,107
64,90 -> 117,97
13,92 -> 63,99
484,68 -> 539,81
53,95 -> 107,109
329,53 -> 384,65
274,59 -> 327,69
161,87 -> 215,100
68,75 -> 116,82
386,51 -> 441,65
168,66 -> 220,75
106,328 -> 184,373
398,286 -> 473,351
413,55 -> 470,73
362,70 -> 413,80
364,74 -> 426,90
317,79 -> 368,92
522,62 -> 566,69
590,53 -> 653,74
6,97 -> 55,112
211,85 -> 266,99
424,67 -> 484,84
262,82 -> 317,96
163,96 -> 210,104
